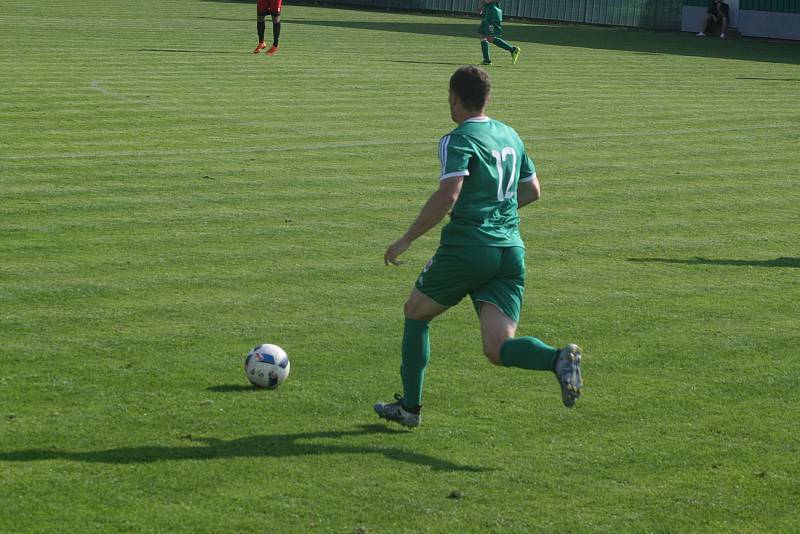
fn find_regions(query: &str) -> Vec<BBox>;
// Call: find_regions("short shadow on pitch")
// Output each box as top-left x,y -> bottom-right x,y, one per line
207,384 -> 255,392
138,48 -> 240,55
195,16 -> 248,22
736,77 -> 800,82
379,59 -> 467,66
627,257 -> 800,268
0,425 -> 491,472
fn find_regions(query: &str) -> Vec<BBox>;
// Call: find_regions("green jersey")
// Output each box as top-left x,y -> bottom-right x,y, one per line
437,117 -> 536,248
482,1 -> 503,24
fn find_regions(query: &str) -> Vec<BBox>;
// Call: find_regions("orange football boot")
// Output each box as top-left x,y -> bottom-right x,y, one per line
266,45 -> 279,56
253,41 -> 267,54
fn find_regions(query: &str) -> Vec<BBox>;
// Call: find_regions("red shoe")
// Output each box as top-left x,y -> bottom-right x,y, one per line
253,42 -> 266,54
266,45 -> 279,56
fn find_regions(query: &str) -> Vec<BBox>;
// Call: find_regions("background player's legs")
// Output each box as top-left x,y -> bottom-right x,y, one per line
481,36 -> 492,64
492,36 -> 515,52
266,13 -> 281,55
490,34 -> 520,64
271,14 -> 281,47
254,15 -> 267,53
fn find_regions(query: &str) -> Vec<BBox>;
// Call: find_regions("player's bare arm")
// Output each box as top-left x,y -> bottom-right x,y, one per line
384,176 -> 464,266
517,175 -> 541,208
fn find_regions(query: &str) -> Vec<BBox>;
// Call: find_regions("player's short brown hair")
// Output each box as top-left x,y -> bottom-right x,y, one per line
449,66 -> 491,111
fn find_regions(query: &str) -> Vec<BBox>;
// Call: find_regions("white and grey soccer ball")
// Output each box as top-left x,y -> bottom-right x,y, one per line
244,344 -> 290,389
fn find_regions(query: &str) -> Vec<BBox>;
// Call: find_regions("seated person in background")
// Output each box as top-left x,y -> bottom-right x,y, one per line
697,0 -> 730,38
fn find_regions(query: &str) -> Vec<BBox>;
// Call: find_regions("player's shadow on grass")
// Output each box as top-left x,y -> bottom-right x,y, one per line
379,59 -> 466,66
138,48 -> 241,55
737,77 -> 800,82
627,256 -> 800,268
0,425 -> 491,473
278,18 -> 799,65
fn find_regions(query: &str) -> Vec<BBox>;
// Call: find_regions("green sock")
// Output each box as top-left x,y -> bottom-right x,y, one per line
499,337 -> 558,371
481,40 -> 490,62
400,318 -> 430,409
493,38 -> 515,52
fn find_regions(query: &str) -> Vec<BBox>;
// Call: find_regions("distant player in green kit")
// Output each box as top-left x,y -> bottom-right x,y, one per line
374,67 -> 582,428
479,0 -> 520,65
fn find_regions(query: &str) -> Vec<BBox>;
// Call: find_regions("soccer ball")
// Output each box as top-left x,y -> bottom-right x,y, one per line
244,344 -> 290,389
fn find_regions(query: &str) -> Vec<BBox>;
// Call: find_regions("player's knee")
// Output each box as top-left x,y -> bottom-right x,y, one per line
484,349 -> 503,366
403,299 -> 429,321
481,338 -> 505,366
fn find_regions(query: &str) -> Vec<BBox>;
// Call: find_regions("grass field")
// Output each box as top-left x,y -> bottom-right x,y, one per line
2,0 -> 799,532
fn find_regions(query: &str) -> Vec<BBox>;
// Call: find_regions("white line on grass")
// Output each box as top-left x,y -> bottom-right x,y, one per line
89,80 -> 151,104
1,124 -> 795,162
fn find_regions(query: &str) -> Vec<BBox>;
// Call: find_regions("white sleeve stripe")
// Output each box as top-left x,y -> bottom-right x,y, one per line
438,135 -> 450,176
440,170 -> 469,180
519,173 -> 536,183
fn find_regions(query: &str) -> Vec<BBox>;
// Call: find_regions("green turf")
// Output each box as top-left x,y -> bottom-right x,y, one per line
2,1 -> 799,532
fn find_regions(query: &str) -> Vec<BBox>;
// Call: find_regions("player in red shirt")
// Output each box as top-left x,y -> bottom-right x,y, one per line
253,0 -> 283,55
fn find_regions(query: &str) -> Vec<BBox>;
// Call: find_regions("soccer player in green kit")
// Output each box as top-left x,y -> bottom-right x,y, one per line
374,66 -> 582,428
479,0 -> 520,65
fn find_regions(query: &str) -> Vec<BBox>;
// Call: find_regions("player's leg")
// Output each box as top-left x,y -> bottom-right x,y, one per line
376,247 -> 477,427
491,36 -> 515,52
720,16 -> 728,38
374,289 -> 448,427
265,0 -> 283,55
400,287 -> 449,405
267,12 -> 281,54
478,301 -> 517,365
480,37 -> 492,65
487,23 -> 514,55
272,13 -> 281,46
487,309 -> 584,407
477,300 -> 559,372
472,247 -> 553,370
254,14 -> 267,53
474,247 -> 583,406
490,35 -> 520,64
479,20 -> 492,64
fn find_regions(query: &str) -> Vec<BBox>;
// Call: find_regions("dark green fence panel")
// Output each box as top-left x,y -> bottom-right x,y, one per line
741,0 -> 800,13
324,0 -> 687,29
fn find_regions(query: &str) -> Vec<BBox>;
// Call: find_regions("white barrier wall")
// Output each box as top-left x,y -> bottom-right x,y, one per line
738,10 -> 800,40
681,6 -> 711,32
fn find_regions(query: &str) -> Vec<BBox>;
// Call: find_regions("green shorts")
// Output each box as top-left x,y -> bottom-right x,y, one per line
479,20 -> 503,37
415,245 -> 525,323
